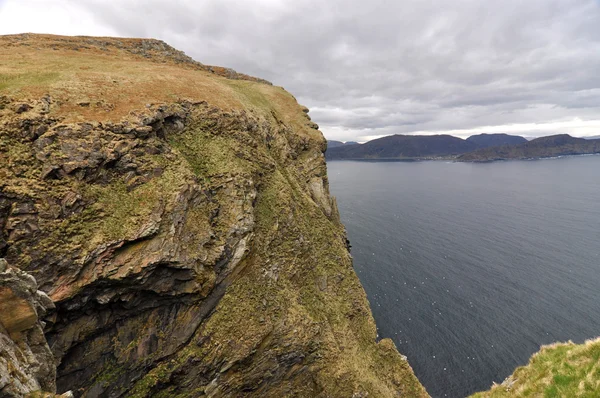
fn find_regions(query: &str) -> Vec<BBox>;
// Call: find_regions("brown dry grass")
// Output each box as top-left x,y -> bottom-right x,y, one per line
0,34 -> 307,128
1,34 -> 428,398
471,338 -> 600,398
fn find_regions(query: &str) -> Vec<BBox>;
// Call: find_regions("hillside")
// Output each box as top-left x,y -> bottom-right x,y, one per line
327,140 -> 358,148
458,134 -> 600,161
465,133 -> 527,148
326,134 -> 477,159
0,34 -> 427,397
470,338 -> 600,397
325,133 -> 527,160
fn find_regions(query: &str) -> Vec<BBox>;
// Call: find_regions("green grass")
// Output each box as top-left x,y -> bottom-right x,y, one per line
168,117 -> 250,180
224,79 -> 274,113
0,34 -> 428,396
0,72 -> 60,91
470,338 -> 600,398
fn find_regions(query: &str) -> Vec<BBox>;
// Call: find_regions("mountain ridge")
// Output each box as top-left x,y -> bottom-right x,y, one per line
326,133 -> 600,161
465,133 -> 527,148
327,140 -> 359,148
326,134 -> 476,159
458,134 -> 600,161
326,133 -> 527,160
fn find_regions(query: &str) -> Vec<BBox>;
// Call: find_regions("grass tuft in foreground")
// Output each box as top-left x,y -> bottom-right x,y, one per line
470,338 -> 600,398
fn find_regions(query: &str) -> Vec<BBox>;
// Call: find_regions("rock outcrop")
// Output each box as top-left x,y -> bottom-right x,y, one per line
0,260 -> 56,397
0,34 -> 428,397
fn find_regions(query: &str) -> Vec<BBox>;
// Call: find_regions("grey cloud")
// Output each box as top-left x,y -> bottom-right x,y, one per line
68,0 -> 600,140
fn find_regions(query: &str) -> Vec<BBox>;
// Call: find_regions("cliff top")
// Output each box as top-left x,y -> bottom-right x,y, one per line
0,33 -> 314,126
0,33 -> 271,84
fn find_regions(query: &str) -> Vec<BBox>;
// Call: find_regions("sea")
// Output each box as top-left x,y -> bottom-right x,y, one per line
326,155 -> 600,398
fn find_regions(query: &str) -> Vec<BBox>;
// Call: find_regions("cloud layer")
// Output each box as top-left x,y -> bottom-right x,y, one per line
2,0 -> 600,141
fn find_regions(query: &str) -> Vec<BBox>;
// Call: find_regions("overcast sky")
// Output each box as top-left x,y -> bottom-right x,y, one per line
1,0 -> 600,142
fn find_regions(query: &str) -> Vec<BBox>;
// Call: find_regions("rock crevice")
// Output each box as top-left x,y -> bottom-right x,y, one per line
0,34 -> 428,398
0,260 -> 57,397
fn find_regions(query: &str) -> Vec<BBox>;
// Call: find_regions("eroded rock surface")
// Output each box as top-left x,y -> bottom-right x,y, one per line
0,260 -> 56,397
0,34 -> 428,398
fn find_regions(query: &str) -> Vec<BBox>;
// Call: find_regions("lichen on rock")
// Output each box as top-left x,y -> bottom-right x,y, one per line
0,260 -> 57,397
0,34 -> 428,398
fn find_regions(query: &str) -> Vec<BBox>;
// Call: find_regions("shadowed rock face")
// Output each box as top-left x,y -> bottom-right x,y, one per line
0,260 -> 57,397
0,34 -> 427,398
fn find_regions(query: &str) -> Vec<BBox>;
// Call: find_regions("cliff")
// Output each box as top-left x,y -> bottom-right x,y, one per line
0,34 -> 427,397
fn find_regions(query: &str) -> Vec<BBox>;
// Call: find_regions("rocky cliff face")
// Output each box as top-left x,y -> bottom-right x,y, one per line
0,260 -> 57,397
0,34 -> 427,397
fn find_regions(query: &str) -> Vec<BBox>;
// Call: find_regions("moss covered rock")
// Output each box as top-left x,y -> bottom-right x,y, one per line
0,34 -> 428,397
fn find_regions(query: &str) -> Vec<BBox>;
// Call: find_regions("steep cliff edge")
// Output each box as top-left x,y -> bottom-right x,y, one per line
470,338 -> 600,397
0,34 -> 427,397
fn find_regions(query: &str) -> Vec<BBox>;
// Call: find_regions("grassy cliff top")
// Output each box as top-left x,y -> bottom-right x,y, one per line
471,338 -> 600,398
0,33 -> 314,133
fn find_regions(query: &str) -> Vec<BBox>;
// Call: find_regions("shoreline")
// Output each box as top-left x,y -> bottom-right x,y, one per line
326,152 -> 600,163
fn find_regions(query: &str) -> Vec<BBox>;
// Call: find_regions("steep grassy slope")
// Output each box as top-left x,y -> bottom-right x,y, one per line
0,34 -> 427,397
470,338 -> 600,398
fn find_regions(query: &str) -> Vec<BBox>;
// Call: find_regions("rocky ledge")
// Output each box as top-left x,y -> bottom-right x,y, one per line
0,34 -> 427,397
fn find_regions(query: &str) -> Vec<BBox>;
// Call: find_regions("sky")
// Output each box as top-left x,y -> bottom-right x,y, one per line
1,0 -> 600,142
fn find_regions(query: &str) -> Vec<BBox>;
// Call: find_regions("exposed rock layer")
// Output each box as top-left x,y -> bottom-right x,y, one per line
0,260 -> 56,397
0,34 -> 428,397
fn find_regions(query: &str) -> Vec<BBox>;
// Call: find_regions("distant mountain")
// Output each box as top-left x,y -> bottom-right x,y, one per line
457,134 -> 600,161
583,135 -> 600,140
326,134 -> 477,159
466,133 -> 527,148
327,140 -> 360,148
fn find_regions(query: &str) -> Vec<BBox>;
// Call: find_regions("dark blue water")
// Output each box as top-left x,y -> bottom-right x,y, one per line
327,156 -> 600,398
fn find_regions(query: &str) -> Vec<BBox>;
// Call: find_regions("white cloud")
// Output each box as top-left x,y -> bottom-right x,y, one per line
1,0 -> 600,141
0,1 -> 117,37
